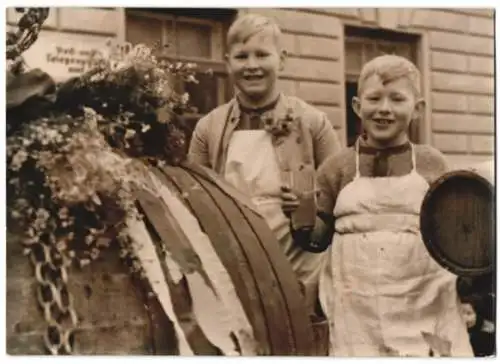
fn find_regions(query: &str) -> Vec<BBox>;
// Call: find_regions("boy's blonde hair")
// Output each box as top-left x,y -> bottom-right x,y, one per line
226,13 -> 283,50
357,54 -> 421,96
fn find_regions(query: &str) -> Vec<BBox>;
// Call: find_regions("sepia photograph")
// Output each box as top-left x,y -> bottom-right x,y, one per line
4,4 -> 496,358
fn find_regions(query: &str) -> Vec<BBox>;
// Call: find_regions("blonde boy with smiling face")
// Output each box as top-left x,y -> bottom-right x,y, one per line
188,14 -> 341,315
310,55 -> 473,356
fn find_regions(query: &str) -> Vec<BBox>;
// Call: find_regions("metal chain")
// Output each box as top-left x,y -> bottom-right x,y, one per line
6,8 -> 50,74
7,8 -> 50,60
27,240 -> 79,355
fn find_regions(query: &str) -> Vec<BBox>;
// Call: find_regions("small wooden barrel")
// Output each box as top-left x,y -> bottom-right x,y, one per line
420,162 -> 494,277
7,162 -> 323,355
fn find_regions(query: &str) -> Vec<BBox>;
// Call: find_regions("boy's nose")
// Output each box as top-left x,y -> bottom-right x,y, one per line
378,98 -> 391,113
244,55 -> 259,69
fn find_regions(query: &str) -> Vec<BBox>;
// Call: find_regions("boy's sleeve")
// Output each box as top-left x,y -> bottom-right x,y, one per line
292,156 -> 337,253
312,112 -> 341,167
292,156 -> 339,253
187,115 -> 210,167
417,145 -> 450,185
316,157 -> 336,216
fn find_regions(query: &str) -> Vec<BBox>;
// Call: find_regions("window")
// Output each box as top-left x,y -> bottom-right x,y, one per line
125,8 -> 236,139
344,27 -> 419,146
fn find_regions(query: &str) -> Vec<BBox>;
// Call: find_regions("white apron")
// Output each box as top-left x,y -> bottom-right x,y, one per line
319,141 -> 473,357
224,130 -> 324,312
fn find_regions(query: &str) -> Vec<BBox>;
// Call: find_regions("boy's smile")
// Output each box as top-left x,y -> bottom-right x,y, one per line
226,31 -> 285,107
241,72 -> 266,88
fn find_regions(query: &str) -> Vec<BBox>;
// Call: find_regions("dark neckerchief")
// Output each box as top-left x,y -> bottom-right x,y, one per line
358,140 -> 411,177
237,96 -> 280,115
237,96 -> 280,130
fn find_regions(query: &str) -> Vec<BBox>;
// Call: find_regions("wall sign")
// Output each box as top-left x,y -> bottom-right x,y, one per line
22,31 -> 113,82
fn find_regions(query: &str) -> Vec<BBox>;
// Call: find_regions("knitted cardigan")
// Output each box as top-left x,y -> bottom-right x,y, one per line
316,139 -> 449,218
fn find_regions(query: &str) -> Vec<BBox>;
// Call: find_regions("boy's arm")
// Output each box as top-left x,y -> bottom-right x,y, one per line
187,115 -> 211,167
293,157 -> 337,253
416,145 -> 450,185
312,112 -> 341,167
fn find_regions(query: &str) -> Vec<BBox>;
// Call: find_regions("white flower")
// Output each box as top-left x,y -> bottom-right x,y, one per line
186,74 -> 198,84
125,129 -> 136,139
83,107 -> 97,116
10,149 -> 28,171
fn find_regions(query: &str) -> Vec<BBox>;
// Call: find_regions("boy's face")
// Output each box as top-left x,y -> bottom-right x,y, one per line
226,30 -> 285,104
352,74 -> 423,148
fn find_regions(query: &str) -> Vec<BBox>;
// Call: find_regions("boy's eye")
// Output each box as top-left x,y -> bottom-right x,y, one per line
255,51 -> 269,58
391,94 -> 407,102
234,53 -> 248,60
366,95 -> 380,102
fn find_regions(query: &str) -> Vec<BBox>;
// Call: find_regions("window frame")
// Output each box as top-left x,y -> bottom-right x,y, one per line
126,9 -> 225,64
125,9 -> 233,125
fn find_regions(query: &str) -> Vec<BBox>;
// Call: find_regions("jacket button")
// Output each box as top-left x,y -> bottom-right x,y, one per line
296,136 -> 302,144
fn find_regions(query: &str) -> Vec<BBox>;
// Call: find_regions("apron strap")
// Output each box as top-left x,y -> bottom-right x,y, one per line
355,138 -> 361,179
410,142 -> 417,173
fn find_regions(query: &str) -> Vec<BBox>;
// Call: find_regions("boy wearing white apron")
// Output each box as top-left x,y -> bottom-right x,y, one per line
188,14 -> 340,314
311,55 -> 473,356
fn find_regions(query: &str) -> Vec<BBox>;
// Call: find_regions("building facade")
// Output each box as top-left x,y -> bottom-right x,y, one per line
8,7 -> 495,168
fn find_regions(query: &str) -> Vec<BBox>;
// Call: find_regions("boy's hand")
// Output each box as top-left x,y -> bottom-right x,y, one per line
280,186 -> 300,215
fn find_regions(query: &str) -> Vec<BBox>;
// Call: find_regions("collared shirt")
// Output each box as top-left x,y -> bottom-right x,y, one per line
188,93 -> 341,177
236,95 -> 280,131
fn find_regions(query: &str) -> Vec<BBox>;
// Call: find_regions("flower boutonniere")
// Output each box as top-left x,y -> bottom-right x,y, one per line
263,107 -> 296,138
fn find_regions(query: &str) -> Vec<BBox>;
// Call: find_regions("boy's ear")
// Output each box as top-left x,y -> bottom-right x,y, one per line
412,98 -> 425,121
224,53 -> 232,74
279,49 -> 287,71
352,96 -> 362,119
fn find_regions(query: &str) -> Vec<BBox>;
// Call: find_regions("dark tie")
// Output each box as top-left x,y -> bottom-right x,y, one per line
373,150 -> 389,177
248,113 -> 261,129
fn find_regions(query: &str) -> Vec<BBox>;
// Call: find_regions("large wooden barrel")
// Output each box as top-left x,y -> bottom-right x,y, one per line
420,161 -> 494,277
6,162 -> 325,355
